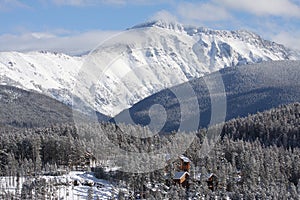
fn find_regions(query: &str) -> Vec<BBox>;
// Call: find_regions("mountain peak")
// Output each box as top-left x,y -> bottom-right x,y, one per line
129,20 -> 186,31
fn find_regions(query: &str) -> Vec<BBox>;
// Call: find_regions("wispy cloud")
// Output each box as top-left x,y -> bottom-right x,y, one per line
51,0 -> 172,6
169,0 -> 300,51
175,0 -> 300,24
272,31 -> 300,51
215,0 -> 300,18
0,30 -> 118,55
52,0 -> 97,6
177,2 -> 232,22
0,0 -> 31,11
150,10 -> 178,22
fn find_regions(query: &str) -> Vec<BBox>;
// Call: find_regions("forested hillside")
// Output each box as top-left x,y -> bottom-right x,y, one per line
1,102 -> 299,199
0,85 -> 75,128
116,60 -> 300,132
222,103 -> 300,148
0,85 -> 107,128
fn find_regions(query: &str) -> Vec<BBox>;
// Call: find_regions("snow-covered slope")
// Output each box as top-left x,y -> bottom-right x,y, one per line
0,20 -> 299,116
0,51 -> 82,106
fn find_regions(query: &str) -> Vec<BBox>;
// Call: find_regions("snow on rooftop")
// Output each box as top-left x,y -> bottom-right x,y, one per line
173,171 -> 189,180
179,155 -> 191,163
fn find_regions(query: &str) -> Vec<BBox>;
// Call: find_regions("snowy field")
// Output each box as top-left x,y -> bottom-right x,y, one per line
0,171 -> 121,199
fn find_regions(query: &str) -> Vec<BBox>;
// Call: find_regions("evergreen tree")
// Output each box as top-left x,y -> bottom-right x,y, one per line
87,186 -> 93,200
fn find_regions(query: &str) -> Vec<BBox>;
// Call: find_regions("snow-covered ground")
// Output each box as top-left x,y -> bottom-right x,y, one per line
0,171 -> 122,199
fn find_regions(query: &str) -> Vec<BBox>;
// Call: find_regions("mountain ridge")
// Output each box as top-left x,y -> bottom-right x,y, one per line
1,21 -> 299,117
130,20 -> 298,57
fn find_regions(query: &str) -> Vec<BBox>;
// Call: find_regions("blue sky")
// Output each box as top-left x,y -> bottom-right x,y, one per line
1,0 -> 300,54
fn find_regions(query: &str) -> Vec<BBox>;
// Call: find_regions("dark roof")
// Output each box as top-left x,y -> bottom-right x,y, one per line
173,171 -> 189,180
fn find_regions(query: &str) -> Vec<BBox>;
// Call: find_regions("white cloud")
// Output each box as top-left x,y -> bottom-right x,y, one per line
215,0 -> 300,18
175,0 -> 300,24
0,30 -> 119,55
177,2 -> 232,22
52,0 -> 91,6
171,0 -> 300,52
272,31 -> 300,51
150,10 -> 178,22
51,0 -> 171,6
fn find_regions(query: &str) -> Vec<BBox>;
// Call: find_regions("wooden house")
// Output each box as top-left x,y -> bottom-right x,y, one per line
179,155 -> 191,172
173,171 -> 189,186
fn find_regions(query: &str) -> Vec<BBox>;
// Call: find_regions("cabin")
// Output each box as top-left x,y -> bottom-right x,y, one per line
173,171 -> 189,186
179,155 -> 191,172
206,173 -> 218,191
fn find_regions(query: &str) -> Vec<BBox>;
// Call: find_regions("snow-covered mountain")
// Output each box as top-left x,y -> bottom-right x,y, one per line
0,20 -> 299,117
0,51 -> 82,106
